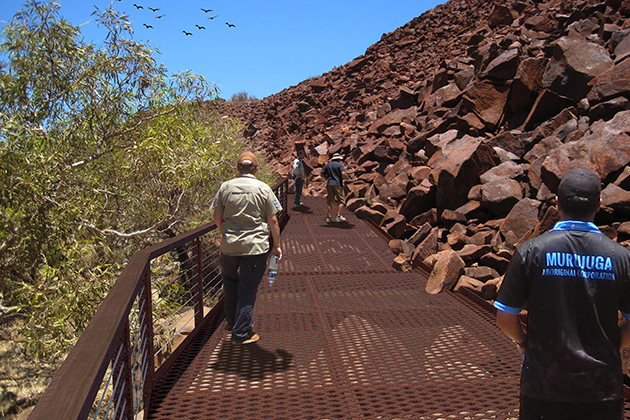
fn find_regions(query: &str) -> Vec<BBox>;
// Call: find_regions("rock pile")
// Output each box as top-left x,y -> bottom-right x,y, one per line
225,0 -> 630,302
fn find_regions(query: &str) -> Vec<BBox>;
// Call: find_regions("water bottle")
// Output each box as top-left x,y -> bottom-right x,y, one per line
268,255 -> 279,286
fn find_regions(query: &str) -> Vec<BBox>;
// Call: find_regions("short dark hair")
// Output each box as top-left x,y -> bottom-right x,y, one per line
237,162 -> 257,174
237,151 -> 258,174
557,168 -> 601,218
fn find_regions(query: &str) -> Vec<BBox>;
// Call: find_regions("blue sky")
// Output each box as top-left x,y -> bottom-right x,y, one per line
0,0 -> 443,100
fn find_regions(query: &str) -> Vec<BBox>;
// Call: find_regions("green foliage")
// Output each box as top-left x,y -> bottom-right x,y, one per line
0,1 -> 275,358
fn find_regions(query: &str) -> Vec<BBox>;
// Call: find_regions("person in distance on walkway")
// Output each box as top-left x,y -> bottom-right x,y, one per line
322,152 -> 347,223
212,151 -> 283,344
494,168 -> 630,420
292,149 -> 307,206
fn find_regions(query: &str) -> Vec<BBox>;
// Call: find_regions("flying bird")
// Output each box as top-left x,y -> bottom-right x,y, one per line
156,14 -> 166,18
143,23 -> 153,28
208,15 -> 219,19
133,4 -> 143,9
183,31 -> 193,36
196,24 -> 206,30
226,22 -> 235,28
201,8 -> 213,13
148,7 -> 160,12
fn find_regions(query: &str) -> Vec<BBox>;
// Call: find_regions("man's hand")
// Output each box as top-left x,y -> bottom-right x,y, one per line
268,214 -> 282,261
497,310 -> 527,354
271,246 -> 282,261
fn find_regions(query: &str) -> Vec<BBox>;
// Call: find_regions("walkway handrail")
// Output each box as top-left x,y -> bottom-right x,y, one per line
28,177 -> 289,420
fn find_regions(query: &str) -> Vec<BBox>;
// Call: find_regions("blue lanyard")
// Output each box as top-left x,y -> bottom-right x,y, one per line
551,220 -> 601,234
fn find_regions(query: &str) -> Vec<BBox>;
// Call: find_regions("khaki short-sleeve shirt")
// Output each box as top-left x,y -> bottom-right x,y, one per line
212,174 -> 282,255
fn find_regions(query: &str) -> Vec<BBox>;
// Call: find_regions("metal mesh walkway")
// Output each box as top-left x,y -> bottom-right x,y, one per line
148,195 -> 525,420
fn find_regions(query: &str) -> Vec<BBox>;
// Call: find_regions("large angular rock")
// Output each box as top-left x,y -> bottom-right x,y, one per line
514,57 -> 546,94
589,97 -> 630,121
532,205 -> 561,238
614,167 -> 630,191
408,222 -> 433,246
602,184 -> 630,217
383,212 -> 407,239
482,48 -> 520,80
392,253 -> 413,272
522,90 -> 576,131
485,131 -> 528,159
463,81 -> 511,129
410,208 -> 439,228
481,179 -> 523,215
479,252 -> 510,275
499,198 -> 541,242
457,244 -> 493,263
488,5 -> 516,28
610,29 -> 630,62
425,83 -> 463,111
470,229 -> 495,245
412,227 -> 439,268
543,36 -> 613,101
433,135 -> 500,210
355,206 -> 386,225
346,197 -> 367,212
368,107 -> 418,135
388,239 -> 415,257
480,161 -> 526,184
464,266 -> 500,282
481,277 -> 502,300
447,230 -> 469,249
455,200 -> 484,219
453,275 -> 485,297
587,56 -> 630,104
618,221 -> 630,242
441,209 -> 467,225
426,250 -> 465,294
541,118 -> 630,191
399,181 -> 436,221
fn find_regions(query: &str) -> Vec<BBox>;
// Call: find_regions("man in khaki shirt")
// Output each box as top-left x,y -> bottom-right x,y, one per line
212,152 -> 283,344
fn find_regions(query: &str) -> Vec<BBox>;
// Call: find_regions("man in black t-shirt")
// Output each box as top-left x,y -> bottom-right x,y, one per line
495,168 -> 630,420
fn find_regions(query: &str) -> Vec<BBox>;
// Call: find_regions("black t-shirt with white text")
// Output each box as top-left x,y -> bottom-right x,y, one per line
495,221 -> 630,402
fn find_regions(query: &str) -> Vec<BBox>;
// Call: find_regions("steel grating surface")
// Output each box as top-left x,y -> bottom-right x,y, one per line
148,196 -> 546,419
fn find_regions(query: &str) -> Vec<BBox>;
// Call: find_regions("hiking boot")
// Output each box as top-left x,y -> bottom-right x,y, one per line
325,217 -> 332,223
336,215 -> 346,222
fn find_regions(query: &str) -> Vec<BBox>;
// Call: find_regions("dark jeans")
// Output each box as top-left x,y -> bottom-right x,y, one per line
220,252 -> 268,343
294,177 -> 304,205
520,395 -> 624,420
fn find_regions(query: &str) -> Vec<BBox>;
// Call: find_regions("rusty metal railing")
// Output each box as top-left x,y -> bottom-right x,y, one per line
28,177 -> 288,420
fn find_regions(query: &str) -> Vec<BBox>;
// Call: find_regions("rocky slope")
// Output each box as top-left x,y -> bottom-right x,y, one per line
225,0 -> 630,302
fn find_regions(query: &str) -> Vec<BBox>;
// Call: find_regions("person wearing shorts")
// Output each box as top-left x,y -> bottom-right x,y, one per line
322,153 -> 347,223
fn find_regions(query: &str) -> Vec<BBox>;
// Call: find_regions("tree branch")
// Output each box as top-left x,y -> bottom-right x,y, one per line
68,102 -> 183,169
82,218 -> 172,239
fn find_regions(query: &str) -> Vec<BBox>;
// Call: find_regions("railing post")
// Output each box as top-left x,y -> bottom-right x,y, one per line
193,237 -> 205,327
141,270 -> 155,420
113,322 -> 134,420
282,178 -> 289,226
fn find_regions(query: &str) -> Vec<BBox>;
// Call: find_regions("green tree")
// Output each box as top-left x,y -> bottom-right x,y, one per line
0,1 -> 272,357
230,91 -> 259,102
